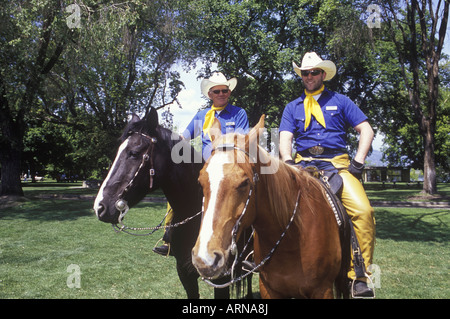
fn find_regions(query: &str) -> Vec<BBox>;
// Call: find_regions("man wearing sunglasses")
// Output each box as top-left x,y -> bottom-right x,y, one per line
183,72 -> 249,160
279,52 -> 376,298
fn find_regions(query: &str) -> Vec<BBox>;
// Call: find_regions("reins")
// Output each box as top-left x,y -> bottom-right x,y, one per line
202,188 -> 301,289
112,131 -> 201,236
112,209 -> 203,236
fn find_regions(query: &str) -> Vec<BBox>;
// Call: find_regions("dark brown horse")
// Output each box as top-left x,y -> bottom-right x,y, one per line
192,115 -> 350,298
94,108 -> 234,298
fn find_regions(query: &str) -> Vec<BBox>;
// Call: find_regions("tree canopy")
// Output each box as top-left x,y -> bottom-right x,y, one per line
1,0 -> 449,195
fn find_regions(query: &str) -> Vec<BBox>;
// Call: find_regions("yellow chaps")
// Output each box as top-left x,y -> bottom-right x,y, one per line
339,170 -> 375,279
165,203 -> 173,226
295,153 -> 376,280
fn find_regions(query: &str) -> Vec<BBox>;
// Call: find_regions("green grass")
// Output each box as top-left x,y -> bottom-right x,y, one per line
365,182 -> 450,202
0,199 -> 216,299
20,180 -> 167,199
373,208 -> 449,298
0,182 -> 448,299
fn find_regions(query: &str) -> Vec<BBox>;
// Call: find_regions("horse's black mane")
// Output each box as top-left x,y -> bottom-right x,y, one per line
121,117 -> 203,166
159,126 -> 185,150
120,118 -> 180,148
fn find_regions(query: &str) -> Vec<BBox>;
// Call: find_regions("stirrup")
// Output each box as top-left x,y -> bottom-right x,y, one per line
351,274 -> 376,299
152,238 -> 171,257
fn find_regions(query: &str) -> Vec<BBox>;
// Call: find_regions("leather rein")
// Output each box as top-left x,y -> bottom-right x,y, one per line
112,131 -> 202,235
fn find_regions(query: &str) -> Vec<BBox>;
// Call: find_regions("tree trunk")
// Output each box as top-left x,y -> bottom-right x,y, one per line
422,126 -> 437,194
0,98 -> 25,196
384,0 -> 448,195
0,149 -> 24,197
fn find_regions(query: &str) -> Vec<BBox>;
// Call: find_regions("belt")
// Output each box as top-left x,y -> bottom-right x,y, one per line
299,146 -> 347,157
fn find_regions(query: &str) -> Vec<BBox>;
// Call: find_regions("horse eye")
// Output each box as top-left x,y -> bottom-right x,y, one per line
128,150 -> 140,159
237,178 -> 249,189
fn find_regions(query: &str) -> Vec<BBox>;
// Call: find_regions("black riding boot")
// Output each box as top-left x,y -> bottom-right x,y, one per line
153,228 -> 173,256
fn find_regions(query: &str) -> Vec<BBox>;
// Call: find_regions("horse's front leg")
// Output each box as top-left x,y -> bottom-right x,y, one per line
259,277 -> 284,299
176,259 -> 200,299
211,276 -> 230,299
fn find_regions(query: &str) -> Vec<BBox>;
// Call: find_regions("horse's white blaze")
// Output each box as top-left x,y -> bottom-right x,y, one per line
196,152 -> 229,266
93,138 -> 130,216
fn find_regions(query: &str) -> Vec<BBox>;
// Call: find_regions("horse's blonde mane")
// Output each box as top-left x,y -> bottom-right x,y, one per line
256,146 -> 324,230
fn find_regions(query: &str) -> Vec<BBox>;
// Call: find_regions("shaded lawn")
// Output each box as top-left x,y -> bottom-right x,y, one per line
0,193 -> 448,299
373,208 -> 449,298
0,199 -> 215,299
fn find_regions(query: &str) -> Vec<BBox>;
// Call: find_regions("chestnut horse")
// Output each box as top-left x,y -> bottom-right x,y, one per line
192,115 -> 350,298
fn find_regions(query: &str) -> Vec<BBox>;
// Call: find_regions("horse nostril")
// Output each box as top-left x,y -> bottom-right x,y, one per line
213,251 -> 224,269
96,204 -> 106,217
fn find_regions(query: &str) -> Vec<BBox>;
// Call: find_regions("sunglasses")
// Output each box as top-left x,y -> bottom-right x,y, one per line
210,89 -> 230,94
301,70 -> 323,77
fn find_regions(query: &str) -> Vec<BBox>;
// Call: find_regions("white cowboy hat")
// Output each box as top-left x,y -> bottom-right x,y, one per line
200,72 -> 237,97
293,52 -> 336,81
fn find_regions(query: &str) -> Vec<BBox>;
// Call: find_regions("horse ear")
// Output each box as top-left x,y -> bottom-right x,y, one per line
147,107 -> 159,132
246,114 -> 265,146
130,113 -> 141,124
209,118 -> 222,142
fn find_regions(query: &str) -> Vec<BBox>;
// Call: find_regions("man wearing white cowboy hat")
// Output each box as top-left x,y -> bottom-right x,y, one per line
153,72 -> 249,257
279,52 -> 376,298
183,71 -> 249,160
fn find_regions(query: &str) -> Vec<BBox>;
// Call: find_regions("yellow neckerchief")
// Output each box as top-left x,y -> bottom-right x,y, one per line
304,85 -> 326,131
203,104 -> 226,140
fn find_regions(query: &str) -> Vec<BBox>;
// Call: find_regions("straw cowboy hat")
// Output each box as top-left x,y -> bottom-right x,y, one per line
201,72 -> 237,97
293,52 -> 336,81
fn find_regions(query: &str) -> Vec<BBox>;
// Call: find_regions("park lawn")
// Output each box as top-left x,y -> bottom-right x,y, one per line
0,182 -> 449,299
0,199 -> 215,299
373,208 -> 449,298
365,182 -> 450,202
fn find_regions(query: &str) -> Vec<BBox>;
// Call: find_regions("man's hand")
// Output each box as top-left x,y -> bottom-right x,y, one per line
285,159 -> 295,165
348,159 -> 365,180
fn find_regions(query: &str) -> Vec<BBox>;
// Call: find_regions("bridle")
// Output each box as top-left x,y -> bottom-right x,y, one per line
112,130 -> 205,235
114,131 -> 157,228
201,143 -> 300,288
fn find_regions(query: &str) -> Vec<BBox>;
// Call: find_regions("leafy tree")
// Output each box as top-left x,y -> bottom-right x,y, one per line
1,0 -> 68,195
3,0 -> 448,197
378,0 -> 449,194
1,0 -> 192,195
186,0 -> 329,128
185,0 -> 448,194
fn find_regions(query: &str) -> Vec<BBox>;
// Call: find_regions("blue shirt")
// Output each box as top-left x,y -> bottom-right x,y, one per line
183,103 -> 249,160
280,88 -> 368,154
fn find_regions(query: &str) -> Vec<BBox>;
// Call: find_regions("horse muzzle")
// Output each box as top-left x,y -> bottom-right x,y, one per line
94,197 -> 125,224
192,249 -> 228,280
